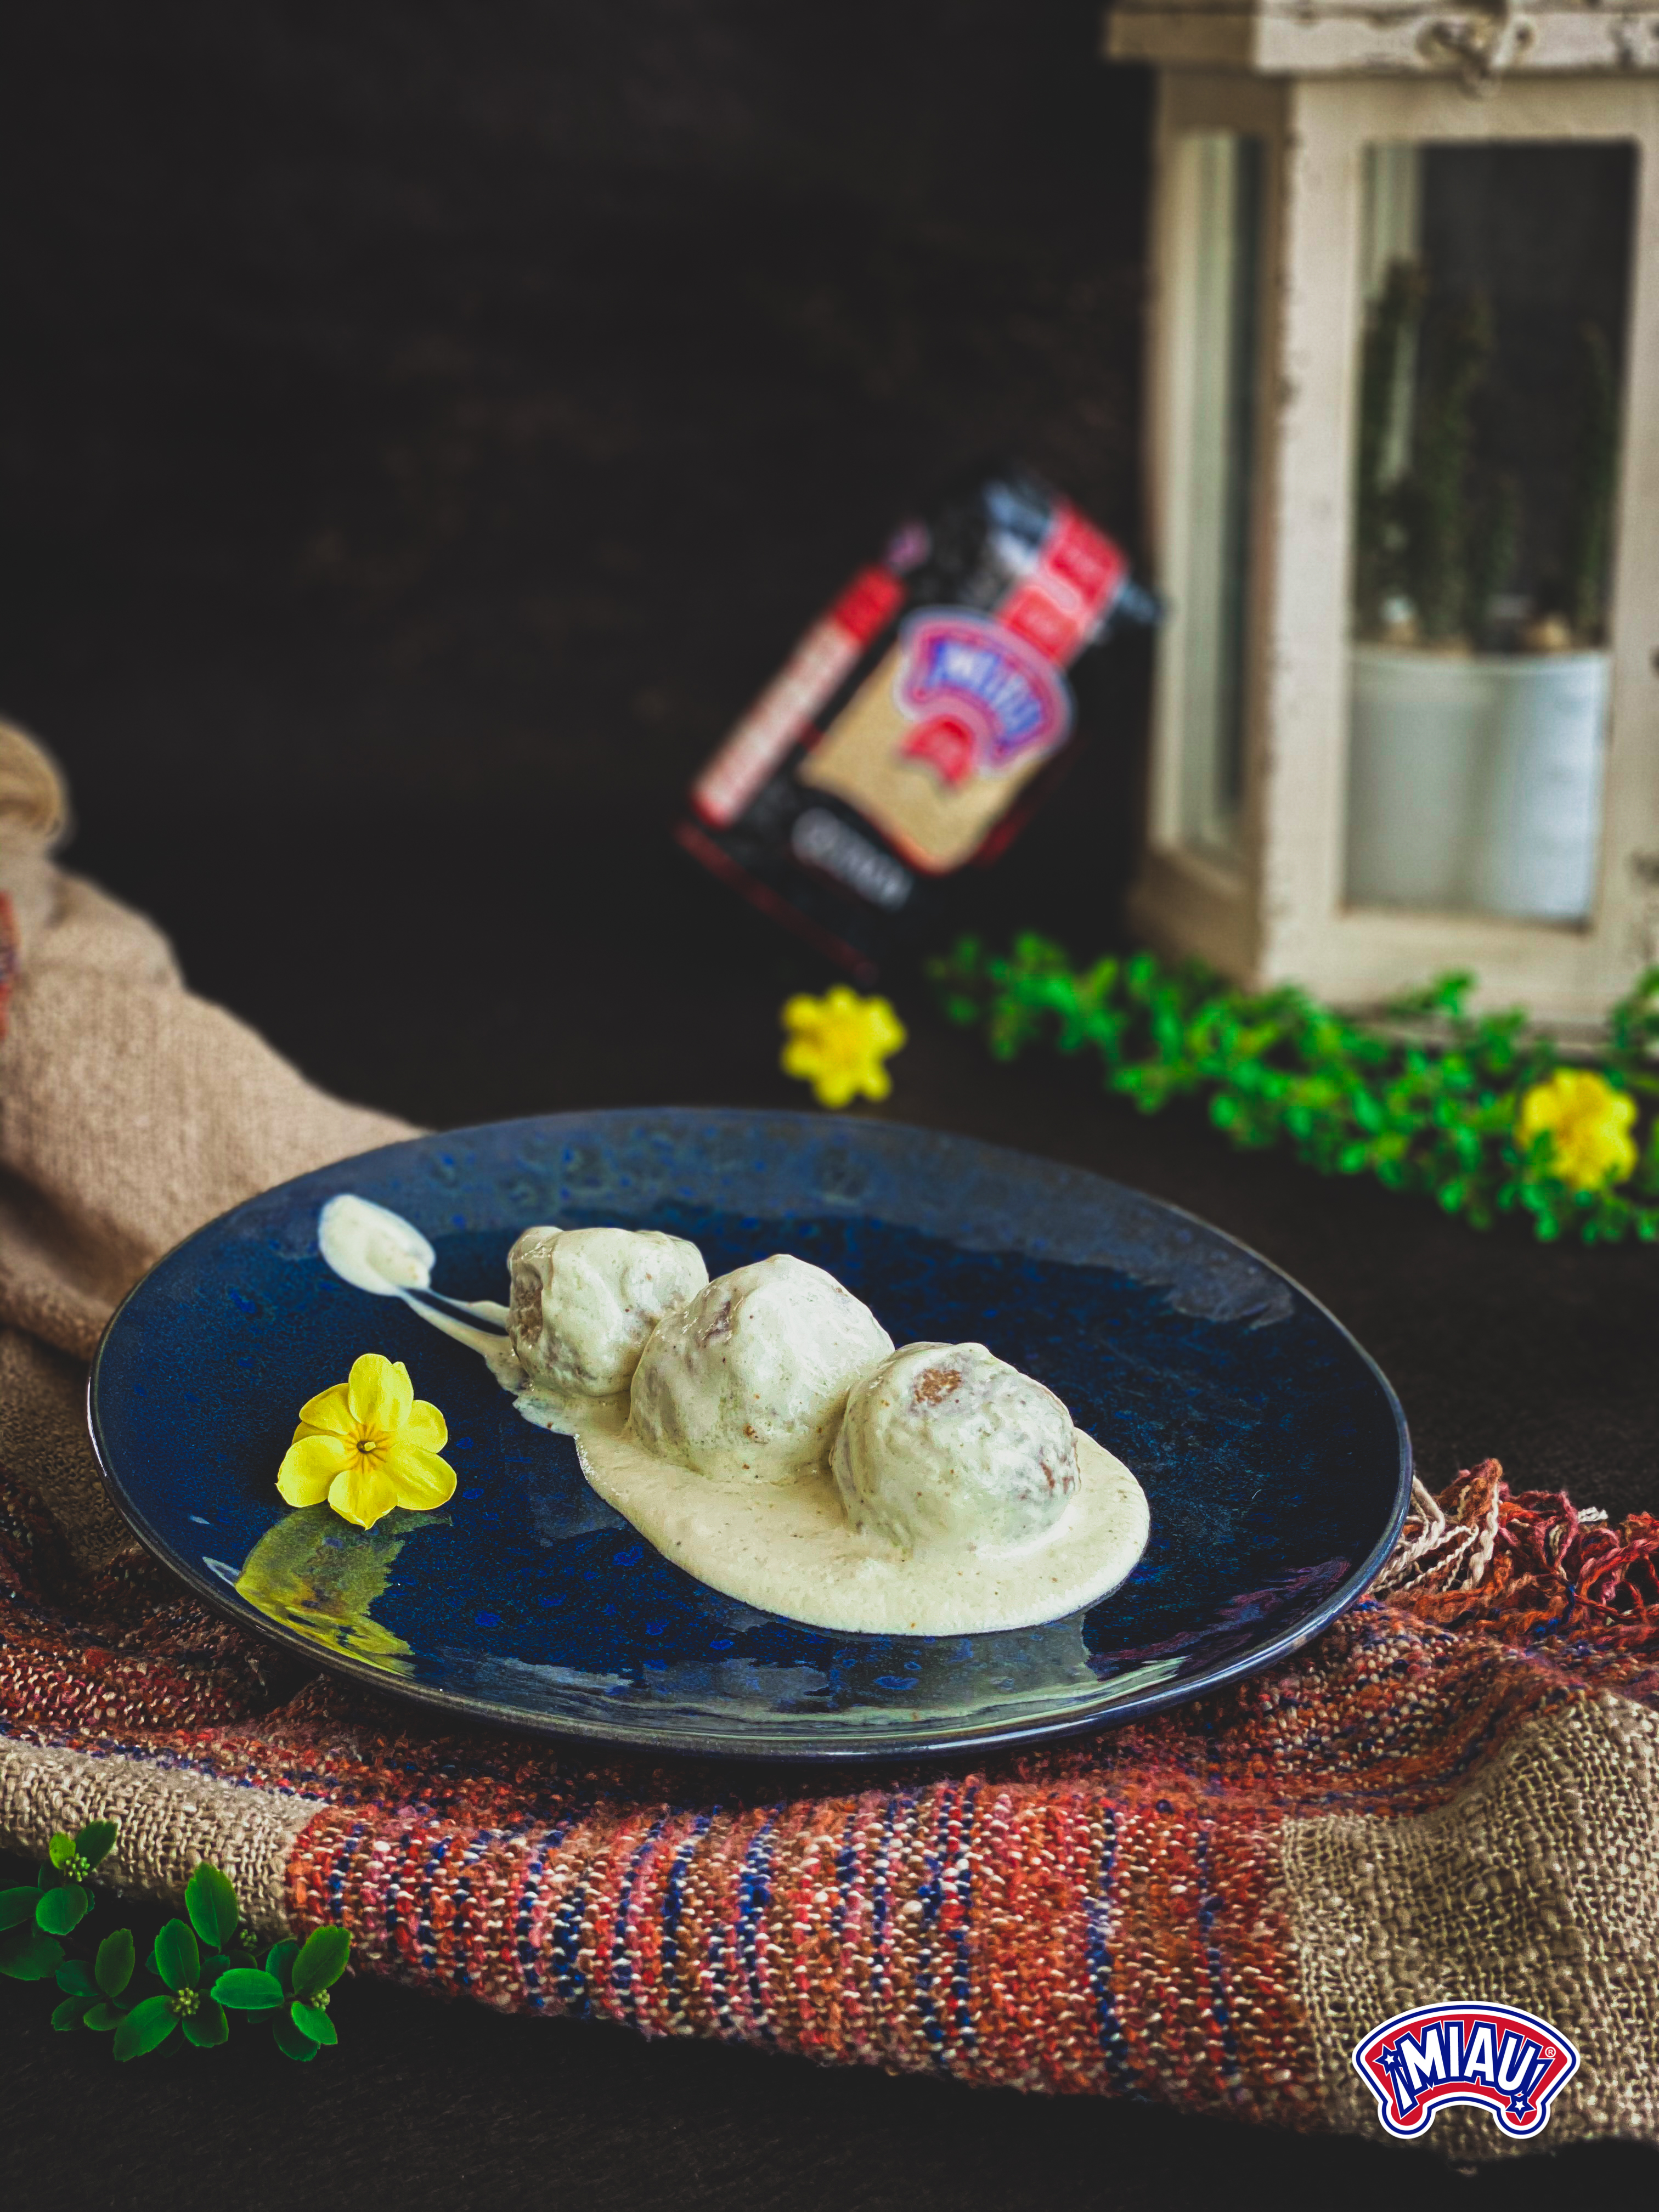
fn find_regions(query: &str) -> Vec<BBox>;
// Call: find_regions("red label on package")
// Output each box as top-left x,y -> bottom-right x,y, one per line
997,503 -> 1127,665
691,566 -> 905,826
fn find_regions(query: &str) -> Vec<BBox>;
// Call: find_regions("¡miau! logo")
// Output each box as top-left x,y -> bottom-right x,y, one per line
1353,2002 -> 1579,2141
893,610 -> 1073,789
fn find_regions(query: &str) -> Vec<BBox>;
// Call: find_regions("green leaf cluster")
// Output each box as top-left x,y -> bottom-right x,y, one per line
212,1925 -> 352,2062
3,1821 -> 352,2064
0,1821 -> 116,1984
927,935 -> 1659,1245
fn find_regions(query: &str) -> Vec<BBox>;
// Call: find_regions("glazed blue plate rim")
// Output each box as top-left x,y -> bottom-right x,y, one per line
87,1107 -> 1413,1763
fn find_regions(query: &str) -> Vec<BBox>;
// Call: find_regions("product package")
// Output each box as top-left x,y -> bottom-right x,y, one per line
676,462 -> 1155,976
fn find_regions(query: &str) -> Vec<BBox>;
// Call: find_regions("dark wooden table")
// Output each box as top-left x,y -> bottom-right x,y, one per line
5,800 -> 1657,2209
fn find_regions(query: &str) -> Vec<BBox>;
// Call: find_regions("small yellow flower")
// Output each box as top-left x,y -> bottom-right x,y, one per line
781,986 -> 907,1110
1515,1068 -> 1638,1192
276,1352 -> 456,1531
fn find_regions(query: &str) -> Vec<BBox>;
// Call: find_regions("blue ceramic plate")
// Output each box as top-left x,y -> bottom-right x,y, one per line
89,1110 -> 1410,1761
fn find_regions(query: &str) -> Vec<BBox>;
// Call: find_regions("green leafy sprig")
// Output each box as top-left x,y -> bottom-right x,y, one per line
2,1821 -> 351,2063
215,1925 -> 352,2064
928,934 -> 1659,1245
1,1820 -> 119,1983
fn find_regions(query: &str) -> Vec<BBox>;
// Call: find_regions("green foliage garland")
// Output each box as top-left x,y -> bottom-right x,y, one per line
1,1819 -> 351,2062
928,934 -> 1659,1245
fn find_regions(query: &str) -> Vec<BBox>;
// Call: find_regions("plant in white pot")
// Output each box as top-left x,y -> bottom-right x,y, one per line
1346,267 -> 1617,926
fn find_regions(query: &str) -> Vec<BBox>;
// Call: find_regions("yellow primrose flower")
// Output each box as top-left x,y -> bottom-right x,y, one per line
276,1352 -> 456,1531
781,985 -> 906,1110
1515,1068 -> 1638,1192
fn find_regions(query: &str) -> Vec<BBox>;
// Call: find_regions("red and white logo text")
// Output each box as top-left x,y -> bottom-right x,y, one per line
1353,2002 -> 1579,2141
894,610 -> 1073,788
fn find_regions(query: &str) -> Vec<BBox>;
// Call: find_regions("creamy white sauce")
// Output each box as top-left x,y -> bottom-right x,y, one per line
317,1192 -> 519,1385
314,1194 -> 1151,1636
577,1425 -> 1147,1637
318,1193 -> 436,1295
511,1383 -> 630,1440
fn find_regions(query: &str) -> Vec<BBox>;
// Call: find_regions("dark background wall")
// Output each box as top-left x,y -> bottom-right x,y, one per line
1,2 -> 1154,1120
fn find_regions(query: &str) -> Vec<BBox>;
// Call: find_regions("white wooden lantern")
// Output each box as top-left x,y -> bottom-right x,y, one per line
1106,1 -> 1659,1022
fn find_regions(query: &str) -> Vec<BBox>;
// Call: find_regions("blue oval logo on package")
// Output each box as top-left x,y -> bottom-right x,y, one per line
1353,2002 -> 1580,2141
894,609 -> 1073,788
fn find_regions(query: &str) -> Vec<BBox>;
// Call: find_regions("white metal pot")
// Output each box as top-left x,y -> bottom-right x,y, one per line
1345,644 -> 1610,922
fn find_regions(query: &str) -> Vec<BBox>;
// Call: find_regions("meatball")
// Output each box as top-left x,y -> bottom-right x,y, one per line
507,1224 -> 708,1398
832,1341 -> 1079,1553
630,1252 -> 893,1481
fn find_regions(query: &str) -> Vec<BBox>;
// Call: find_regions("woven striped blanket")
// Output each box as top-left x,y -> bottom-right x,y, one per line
3,1457 -> 1656,2160
2,726 -> 1656,2158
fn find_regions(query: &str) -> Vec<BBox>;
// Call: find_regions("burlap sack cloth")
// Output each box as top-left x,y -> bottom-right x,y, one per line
2,721 -> 1656,2157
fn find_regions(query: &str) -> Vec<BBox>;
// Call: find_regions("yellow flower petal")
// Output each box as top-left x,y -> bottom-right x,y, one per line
781,1038 -> 826,1081
866,1000 -> 906,1053
277,1434 -> 352,1508
382,1440 -> 457,1513
403,1398 -> 448,1451
328,1455 -> 400,1530
813,1069 -> 860,1109
347,1352 -> 414,1435
295,1381 -> 353,1436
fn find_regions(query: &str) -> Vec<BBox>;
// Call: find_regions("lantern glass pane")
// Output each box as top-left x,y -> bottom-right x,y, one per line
1165,132 -> 1261,861
1345,140 -> 1634,924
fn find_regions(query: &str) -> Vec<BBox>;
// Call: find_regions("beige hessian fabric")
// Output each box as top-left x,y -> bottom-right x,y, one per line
1285,1691 -> 1659,2158
0,1736 -> 315,1938
0,721 -> 415,1566
0,1330 -> 132,1571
